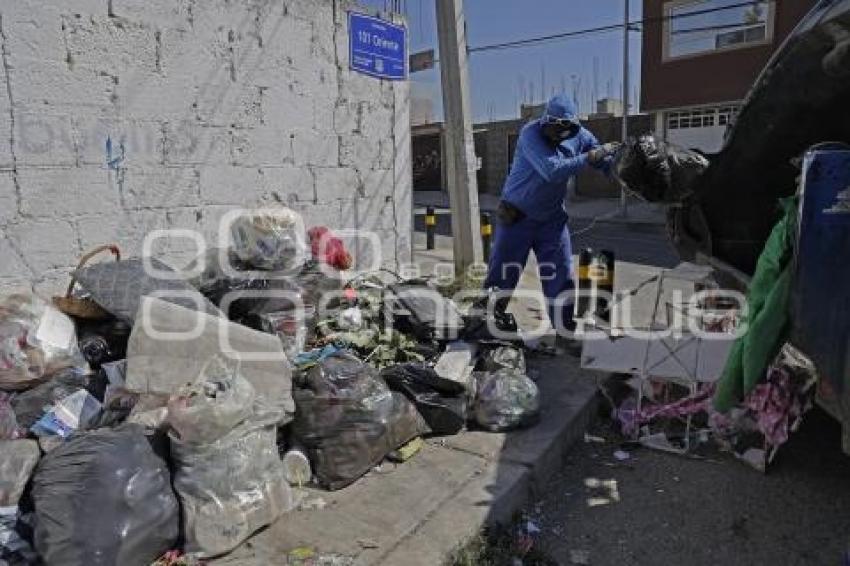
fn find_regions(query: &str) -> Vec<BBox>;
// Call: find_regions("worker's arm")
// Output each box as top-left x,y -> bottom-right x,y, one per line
520,127 -> 590,184
584,131 -> 615,174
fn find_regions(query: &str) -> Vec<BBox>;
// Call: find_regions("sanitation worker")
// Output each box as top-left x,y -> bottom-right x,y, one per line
483,94 -> 619,333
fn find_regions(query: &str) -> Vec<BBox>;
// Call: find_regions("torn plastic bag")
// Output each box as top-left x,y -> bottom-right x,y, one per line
381,363 -> 467,435
73,258 -> 220,324
229,206 -> 306,272
0,292 -> 88,391
166,356 -> 255,445
170,404 -> 293,558
292,353 -> 429,490
472,369 -> 540,432
388,282 -> 464,341
0,439 -> 40,506
613,134 -> 709,202
480,346 -> 527,375
31,424 -> 179,566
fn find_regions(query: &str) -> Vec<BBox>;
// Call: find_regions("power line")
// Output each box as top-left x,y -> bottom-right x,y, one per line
468,0 -> 772,54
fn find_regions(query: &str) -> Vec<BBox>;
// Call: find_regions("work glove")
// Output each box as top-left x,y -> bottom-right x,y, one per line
588,142 -> 622,164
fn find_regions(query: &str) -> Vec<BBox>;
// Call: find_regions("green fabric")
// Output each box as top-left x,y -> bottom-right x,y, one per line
713,197 -> 797,412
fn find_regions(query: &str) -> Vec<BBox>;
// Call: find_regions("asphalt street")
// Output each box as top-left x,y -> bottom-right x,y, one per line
413,212 -> 681,269
530,409 -> 850,566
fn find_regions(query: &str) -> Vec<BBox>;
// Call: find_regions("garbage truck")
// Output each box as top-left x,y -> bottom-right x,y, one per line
619,0 -> 850,452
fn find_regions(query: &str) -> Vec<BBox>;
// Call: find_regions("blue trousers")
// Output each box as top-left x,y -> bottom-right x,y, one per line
483,213 -> 575,329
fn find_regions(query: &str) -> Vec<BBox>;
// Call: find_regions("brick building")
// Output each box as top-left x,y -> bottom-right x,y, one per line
641,0 -> 819,153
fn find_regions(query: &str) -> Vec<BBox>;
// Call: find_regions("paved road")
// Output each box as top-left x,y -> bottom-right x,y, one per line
413,213 -> 680,269
530,410 -> 850,566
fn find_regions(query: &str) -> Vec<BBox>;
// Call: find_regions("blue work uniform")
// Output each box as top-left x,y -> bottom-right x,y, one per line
483,95 -> 607,330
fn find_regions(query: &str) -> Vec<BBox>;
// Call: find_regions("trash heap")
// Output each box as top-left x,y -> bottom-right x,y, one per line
0,206 -> 541,564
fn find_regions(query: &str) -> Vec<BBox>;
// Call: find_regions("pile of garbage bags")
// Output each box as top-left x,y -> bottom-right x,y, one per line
613,134 -> 710,202
0,204 -> 544,563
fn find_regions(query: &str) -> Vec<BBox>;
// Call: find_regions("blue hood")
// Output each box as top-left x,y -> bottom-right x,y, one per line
543,94 -> 580,125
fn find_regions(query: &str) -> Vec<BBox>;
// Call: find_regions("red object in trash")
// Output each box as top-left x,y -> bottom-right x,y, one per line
308,226 -> 353,270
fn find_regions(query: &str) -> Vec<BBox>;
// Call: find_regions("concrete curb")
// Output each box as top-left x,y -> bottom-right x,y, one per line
217,359 -> 601,566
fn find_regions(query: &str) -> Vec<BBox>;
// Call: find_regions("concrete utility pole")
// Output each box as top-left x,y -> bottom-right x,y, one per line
436,0 -> 483,274
620,0 -> 630,217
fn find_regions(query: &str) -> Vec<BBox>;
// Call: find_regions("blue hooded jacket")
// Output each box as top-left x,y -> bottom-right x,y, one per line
502,94 -> 604,221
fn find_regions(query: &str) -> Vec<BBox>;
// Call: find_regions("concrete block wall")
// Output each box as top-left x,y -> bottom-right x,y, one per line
0,0 -> 412,293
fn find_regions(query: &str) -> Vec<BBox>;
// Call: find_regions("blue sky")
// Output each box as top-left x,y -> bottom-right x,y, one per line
359,0 -> 643,122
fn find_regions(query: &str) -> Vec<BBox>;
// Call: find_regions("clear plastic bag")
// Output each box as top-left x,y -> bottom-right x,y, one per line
230,207 -> 306,271
0,292 -> 88,391
480,346 -> 527,375
170,404 -> 293,558
473,369 -> 540,432
292,353 -> 428,490
166,356 -> 255,445
31,425 -> 179,566
10,368 -> 90,430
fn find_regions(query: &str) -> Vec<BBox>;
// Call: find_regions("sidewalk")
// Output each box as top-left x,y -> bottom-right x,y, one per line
215,246 -> 601,566
413,191 -> 665,226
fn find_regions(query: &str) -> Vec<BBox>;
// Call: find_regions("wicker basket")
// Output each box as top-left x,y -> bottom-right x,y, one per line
52,245 -> 121,320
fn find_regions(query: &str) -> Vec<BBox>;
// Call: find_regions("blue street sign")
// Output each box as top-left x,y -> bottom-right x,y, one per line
349,12 -> 407,81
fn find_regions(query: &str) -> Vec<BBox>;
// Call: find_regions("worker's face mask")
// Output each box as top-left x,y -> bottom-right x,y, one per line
542,119 -> 580,145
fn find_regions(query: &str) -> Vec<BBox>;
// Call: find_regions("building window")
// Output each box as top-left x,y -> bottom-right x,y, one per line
664,0 -> 773,60
667,106 -> 739,131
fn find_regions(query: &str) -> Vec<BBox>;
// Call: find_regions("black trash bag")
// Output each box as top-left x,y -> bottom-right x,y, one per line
292,353 -> 428,490
75,317 -> 131,370
613,134 -> 709,202
189,250 -> 341,327
31,424 -> 179,566
380,364 -> 467,435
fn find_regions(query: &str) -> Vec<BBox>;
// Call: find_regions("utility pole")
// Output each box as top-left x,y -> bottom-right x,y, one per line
620,0 -> 630,217
436,0 -> 483,274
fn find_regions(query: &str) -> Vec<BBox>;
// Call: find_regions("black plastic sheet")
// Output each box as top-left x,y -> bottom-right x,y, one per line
381,363 -> 467,435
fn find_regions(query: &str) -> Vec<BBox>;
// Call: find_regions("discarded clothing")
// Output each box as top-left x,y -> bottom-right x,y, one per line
31,425 -> 179,566
715,198 -> 797,412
